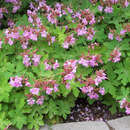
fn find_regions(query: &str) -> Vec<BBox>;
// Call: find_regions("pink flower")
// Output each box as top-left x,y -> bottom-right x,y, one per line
8,39 -> 13,45
22,41 -> 28,49
32,54 -> 41,66
109,48 -> 121,63
78,58 -> 89,67
23,55 -> 31,67
63,34 -> 75,49
48,36 -> 56,46
0,12 -> 3,19
27,98 -> 35,105
36,96 -> 44,105
88,92 -> 99,99
9,76 -> 23,87
89,56 -> 98,67
98,5 -> 103,12
28,16 -> 33,23
53,60 -> 59,70
41,30 -> 47,38
44,61 -> 52,70
30,33 -> 37,41
23,31 -> 30,39
25,81 -> 31,87
86,86 -> 94,93
120,98 -> 126,108
66,83 -> 71,89
76,26 -> 87,36
108,33 -> 113,40
64,60 -> 77,69
110,0 -> 118,4
54,84 -> 59,92
104,7 -> 113,13
30,88 -> 40,95
89,17 -> 96,25
47,13 -> 57,24
80,87 -> 87,93
62,10 -> 66,15
8,19 -> 14,28
46,87 -> 53,95
87,34 -> 93,40
75,12 -> 81,19
82,18 -> 88,25
12,5 -> 20,13
51,36 -> 55,43
99,88 -> 105,95
30,2 -> 35,9
126,107 -> 130,114
116,36 -> 122,42
67,7 -> 73,13
64,73 -> 75,80
95,77 -> 102,86
95,70 -> 107,86
120,30 -> 127,35
124,0 -> 129,7
0,40 -> 2,48
36,17 -> 42,26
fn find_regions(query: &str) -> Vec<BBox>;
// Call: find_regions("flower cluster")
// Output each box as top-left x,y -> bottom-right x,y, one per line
98,0 -> 129,13
42,80 -> 59,95
27,10 -> 42,26
44,59 -> 59,70
0,7 -> 8,20
22,51 -> 41,67
27,95 -> 44,106
80,71 -> 106,99
26,79 -> 59,105
3,12 -> 56,49
25,80 -> 48,106
75,24 -> 87,36
73,8 -> 96,25
88,42 -> 99,50
9,76 -> 31,88
94,70 -> 107,86
73,9 -> 96,40
63,34 -> 75,49
78,53 -> 103,67
7,19 -> 15,28
62,60 -> 77,81
108,28 -> 127,42
5,0 -> 21,13
120,98 -> 130,115
30,88 -> 40,95
109,48 -> 121,63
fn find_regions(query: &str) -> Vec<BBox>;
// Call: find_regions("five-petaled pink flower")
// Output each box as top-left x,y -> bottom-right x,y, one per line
30,88 -> 40,95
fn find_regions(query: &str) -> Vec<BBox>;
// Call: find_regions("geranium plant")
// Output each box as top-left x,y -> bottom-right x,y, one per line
0,0 -> 130,129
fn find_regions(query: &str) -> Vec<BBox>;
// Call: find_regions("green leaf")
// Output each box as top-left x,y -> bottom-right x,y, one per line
9,110 -> 27,129
56,100 -> 71,119
15,14 -> 29,26
109,104 -> 117,115
72,87 -> 80,97
0,112 -> 11,130
0,72 -> 12,102
114,60 -> 130,85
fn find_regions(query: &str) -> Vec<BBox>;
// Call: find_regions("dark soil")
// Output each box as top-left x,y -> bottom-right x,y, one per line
65,98 -> 127,123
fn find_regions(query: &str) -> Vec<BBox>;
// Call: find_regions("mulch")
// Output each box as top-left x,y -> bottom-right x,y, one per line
65,98 -> 127,123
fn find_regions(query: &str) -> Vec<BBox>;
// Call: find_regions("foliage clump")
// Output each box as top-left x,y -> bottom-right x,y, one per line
0,0 -> 130,129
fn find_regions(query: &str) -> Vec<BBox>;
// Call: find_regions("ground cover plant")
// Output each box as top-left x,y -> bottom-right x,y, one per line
0,0 -> 130,129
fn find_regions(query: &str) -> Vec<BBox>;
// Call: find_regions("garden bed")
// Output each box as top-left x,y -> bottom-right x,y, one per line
65,98 -> 127,123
